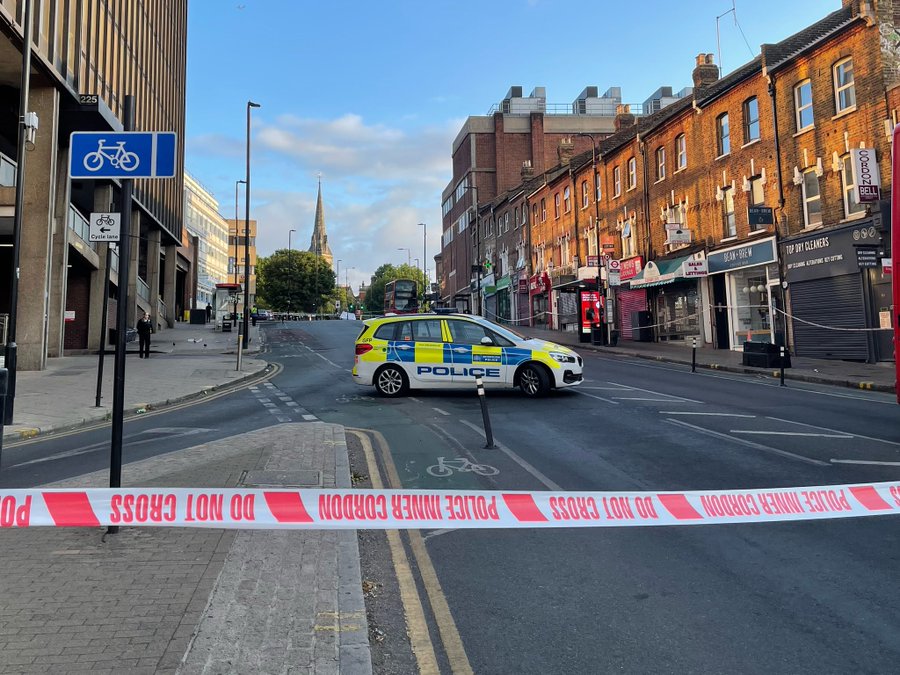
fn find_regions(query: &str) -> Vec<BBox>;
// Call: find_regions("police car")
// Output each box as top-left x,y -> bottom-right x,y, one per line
352,313 -> 583,397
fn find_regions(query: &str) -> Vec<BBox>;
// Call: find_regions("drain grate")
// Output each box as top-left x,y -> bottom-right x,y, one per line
239,470 -> 322,488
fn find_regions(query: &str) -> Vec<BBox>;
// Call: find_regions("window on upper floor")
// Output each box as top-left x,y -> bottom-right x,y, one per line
675,134 -> 687,170
743,97 -> 760,143
613,166 -> 621,197
716,113 -> 730,157
554,193 -> 561,218
504,212 -> 510,232
563,186 -> 571,213
620,217 -> 635,258
794,80 -> 813,131
514,206 -> 519,229
656,147 -> 666,181
540,198 -> 546,222
627,157 -> 636,190
801,168 -> 822,228
833,57 -> 856,113
841,153 -> 866,218
533,203 -> 539,224
581,180 -> 589,208
722,186 -> 736,237
748,176 -> 765,231
595,171 -> 602,200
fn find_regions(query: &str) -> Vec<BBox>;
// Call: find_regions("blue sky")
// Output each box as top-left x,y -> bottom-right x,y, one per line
185,0 -> 838,291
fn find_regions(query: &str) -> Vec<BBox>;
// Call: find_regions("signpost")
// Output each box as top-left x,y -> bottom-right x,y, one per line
89,212 -> 121,242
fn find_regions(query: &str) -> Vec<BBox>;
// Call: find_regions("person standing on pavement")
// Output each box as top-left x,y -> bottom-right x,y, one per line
137,311 -> 153,359
205,302 -> 213,323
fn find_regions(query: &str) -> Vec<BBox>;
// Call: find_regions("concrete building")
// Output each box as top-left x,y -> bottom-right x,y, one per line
184,173 -> 229,309
226,217 -> 257,311
0,0 -> 188,368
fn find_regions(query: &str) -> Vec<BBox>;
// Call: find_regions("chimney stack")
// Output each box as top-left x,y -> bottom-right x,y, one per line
557,137 -> 575,165
521,160 -> 534,179
614,104 -> 635,131
692,53 -> 719,91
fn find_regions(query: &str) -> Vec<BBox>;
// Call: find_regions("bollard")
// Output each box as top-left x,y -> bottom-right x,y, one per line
0,367 -> 7,463
236,327 -> 244,372
779,346 -> 786,387
474,376 -> 497,449
691,337 -> 697,373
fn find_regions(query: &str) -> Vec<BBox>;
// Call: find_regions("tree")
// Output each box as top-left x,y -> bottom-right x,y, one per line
362,263 -> 427,313
256,249 -> 335,313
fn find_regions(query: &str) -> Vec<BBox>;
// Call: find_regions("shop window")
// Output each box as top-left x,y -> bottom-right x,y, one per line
743,97 -> 759,143
716,113 -> 730,157
675,134 -> 687,170
748,177 -> 765,231
833,57 -> 856,113
794,80 -> 814,131
802,169 -> 822,227
841,154 -> 866,218
730,269 -> 771,346
656,147 -> 666,181
722,187 -> 736,237
654,286 -> 700,342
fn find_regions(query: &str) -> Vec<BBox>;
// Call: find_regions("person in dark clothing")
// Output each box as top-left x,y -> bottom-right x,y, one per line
137,312 -> 153,358
205,303 -> 213,323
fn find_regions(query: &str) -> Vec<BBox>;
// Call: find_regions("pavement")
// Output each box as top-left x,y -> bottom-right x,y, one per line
2,321 -> 269,442
522,325 -> 897,394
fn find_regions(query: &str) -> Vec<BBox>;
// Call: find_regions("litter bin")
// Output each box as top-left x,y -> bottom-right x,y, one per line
631,311 -> 652,342
222,319 -> 232,332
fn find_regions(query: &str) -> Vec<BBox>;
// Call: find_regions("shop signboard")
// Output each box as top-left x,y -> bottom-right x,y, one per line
851,148 -> 881,203
682,259 -> 708,277
707,237 -> 777,274
782,222 -> 882,282
620,256 -> 643,281
747,206 -> 774,226
855,246 -> 879,268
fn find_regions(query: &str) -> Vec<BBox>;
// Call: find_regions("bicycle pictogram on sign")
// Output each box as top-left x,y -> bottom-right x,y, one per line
83,139 -> 140,173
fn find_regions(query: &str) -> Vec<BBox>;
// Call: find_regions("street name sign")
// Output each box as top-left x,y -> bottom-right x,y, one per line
89,212 -> 121,242
69,131 -> 177,179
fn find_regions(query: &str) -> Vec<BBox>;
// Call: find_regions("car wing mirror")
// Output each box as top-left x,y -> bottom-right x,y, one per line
480,336 -> 494,346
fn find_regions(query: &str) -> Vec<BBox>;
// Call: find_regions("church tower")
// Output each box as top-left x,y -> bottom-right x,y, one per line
308,177 -> 334,266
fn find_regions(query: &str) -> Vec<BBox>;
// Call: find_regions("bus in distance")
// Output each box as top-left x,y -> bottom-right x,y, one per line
384,278 -> 418,314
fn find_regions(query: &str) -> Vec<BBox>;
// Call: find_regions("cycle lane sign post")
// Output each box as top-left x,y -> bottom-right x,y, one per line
89,212 -> 120,242
69,131 -> 177,179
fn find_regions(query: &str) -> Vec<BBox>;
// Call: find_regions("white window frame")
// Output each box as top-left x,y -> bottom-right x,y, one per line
613,166 -> 621,197
581,180 -> 589,208
716,113 -> 730,157
723,187 -> 736,237
595,172 -> 602,200
627,157 -> 636,190
656,147 -> 665,181
563,186 -> 571,213
841,154 -> 866,218
833,57 -> 856,113
748,176 -> 765,231
620,218 -> 635,258
743,97 -> 760,143
540,199 -> 546,222
675,134 -> 687,170
554,193 -> 561,218
801,168 -> 822,228
794,80 -> 813,131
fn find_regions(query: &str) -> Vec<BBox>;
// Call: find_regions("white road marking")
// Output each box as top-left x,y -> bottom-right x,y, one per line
830,459 -> 900,466
314,352 -> 343,369
409,397 -> 423,404
766,416 -> 900,448
276,416 -> 292,423
614,397 -> 698,402
302,414 -> 318,421
607,381 -> 701,403
459,419 -> 562,490
573,390 -> 619,405
581,386 -> 631,391
730,430 -> 854,438
660,412 -> 756,417
423,529 -> 458,541
256,397 -> 271,402
286,402 -> 299,407
664,418 -> 830,467
432,408 -> 451,416
262,402 -> 277,408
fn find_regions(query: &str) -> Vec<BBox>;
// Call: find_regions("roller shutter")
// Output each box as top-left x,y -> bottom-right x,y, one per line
617,289 -> 647,341
789,274 -> 868,360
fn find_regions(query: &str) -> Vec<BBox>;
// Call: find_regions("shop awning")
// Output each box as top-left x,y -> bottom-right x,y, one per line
628,254 -> 696,289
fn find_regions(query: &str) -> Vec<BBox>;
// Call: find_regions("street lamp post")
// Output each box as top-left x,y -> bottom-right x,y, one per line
397,247 -> 411,267
576,133 -> 607,345
243,100 -> 260,349
288,228 -> 296,316
233,179 -> 246,323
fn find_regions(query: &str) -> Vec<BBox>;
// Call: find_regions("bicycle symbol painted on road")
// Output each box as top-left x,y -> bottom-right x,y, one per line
83,140 -> 140,172
426,456 -> 499,478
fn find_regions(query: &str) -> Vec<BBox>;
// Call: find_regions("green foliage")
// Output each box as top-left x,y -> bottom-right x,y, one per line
256,249 -> 335,313
362,263 -> 427,313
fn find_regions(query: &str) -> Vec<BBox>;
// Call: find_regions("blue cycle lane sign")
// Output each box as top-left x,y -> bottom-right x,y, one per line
69,131 -> 177,179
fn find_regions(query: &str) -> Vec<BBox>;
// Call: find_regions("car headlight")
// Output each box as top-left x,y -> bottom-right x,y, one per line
549,351 -> 576,363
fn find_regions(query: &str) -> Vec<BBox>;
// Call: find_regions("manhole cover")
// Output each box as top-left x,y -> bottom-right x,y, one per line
240,470 -> 322,488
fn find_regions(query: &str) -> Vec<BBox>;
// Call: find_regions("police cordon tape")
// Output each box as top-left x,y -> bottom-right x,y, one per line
2,482 -> 900,529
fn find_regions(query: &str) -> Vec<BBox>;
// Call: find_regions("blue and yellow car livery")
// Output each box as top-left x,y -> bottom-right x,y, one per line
353,313 -> 583,397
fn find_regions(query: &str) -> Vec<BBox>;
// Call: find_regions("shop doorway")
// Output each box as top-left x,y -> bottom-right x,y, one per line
712,274 -> 729,349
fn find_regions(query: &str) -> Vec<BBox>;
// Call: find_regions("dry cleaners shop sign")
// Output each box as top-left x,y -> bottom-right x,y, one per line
783,222 -> 882,283
851,148 -> 881,203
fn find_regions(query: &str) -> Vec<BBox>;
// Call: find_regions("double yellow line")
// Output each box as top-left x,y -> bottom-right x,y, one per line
348,429 -> 473,675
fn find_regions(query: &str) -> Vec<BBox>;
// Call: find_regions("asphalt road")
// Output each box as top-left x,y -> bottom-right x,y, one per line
5,319 -> 900,673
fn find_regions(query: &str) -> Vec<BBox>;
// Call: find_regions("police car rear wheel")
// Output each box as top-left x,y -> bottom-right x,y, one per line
518,363 -> 550,397
374,365 -> 408,397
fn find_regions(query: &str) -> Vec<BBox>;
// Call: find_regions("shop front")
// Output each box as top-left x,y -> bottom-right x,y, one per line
528,272 -> 552,327
514,274 -> 530,326
629,254 -> 703,343
782,218 -> 891,362
615,256 -> 645,341
481,272 -> 497,323
493,275 -> 512,324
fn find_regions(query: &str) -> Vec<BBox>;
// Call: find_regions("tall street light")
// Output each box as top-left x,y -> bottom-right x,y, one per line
576,132 -> 606,345
397,247 -> 411,267
288,228 -> 296,315
233,179 -> 246,322
243,100 -> 260,348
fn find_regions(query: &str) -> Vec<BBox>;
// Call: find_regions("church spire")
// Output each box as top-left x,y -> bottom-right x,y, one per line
308,175 -> 333,265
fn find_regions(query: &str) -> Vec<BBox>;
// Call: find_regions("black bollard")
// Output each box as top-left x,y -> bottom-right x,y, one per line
691,337 -> 697,373
779,346 -> 786,387
474,376 -> 497,449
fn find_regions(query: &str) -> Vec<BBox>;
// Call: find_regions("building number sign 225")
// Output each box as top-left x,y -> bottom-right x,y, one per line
79,94 -> 99,104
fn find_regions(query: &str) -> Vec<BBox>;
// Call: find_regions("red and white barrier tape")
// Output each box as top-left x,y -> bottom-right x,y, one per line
1,483 -> 899,530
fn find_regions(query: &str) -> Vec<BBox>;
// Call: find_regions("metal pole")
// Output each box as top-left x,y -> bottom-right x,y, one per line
234,179 -> 245,324
780,346 -> 786,387
474,376 -> 496,449
3,0 -> 34,423
94,244 -> 113,407
236,324 -> 243,371
243,101 -> 259,349
108,95 -> 135,531
691,336 -> 697,373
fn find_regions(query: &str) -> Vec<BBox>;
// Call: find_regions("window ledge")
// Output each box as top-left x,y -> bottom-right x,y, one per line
613,193 -> 621,200
626,186 -> 637,193
839,212 -> 867,224
674,166 -> 687,175
832,106 -> 857,121
802,223 -> 824,232
747,227 -> 770,237
654,177 -> 666,184
740,138 -> 761,149
715,153 -> 730,161
720,236 -> 738,243
793,125 -> 815,138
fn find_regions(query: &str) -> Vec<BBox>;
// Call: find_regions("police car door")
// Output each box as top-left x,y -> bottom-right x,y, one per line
407,318 -> 448,385
445,319 -> 507,387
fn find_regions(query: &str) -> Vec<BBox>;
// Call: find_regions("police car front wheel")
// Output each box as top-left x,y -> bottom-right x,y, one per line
518,363 -> 550,397
374,365 -> 408,397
